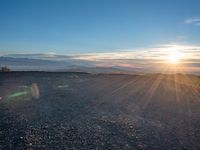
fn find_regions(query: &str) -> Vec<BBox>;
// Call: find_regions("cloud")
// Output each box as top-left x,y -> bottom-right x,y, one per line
4,53 -> 73,60
2,44 -> 200,74
184,17 -> 200,26
71,44 -> 200,73
3,44 -> 200,63
73,44 -> 200,61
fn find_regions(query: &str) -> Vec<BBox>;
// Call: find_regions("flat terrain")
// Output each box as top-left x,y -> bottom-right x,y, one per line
0,72 -> 200,149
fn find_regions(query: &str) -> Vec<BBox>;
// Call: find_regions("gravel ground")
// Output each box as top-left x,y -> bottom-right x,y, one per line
0,72 -> 200,150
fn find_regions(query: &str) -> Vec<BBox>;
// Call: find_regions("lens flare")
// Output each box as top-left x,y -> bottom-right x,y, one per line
31,83 -> 40,99
3,83 -> 40,103
7,91 -> 29,99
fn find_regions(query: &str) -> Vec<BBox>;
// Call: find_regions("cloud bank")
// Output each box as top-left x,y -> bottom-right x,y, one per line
1,44 -> 200,74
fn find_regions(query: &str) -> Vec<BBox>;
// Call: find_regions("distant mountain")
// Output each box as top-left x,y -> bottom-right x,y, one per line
0,57 -> 74,71
64,67 -> 135,74
1,56 -> 199,74
0,57 -> 132,73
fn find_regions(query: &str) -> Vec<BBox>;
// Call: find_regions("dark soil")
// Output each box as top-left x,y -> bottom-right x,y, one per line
0,72 -> 200,149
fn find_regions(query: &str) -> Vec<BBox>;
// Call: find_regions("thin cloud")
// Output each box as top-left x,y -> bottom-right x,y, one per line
73,44 -> 200,61
4,53 -> 73,60
3,44 -> 200,62
2,44 -> 200,74
72,44 -> 200,73
184,17 -> 200,26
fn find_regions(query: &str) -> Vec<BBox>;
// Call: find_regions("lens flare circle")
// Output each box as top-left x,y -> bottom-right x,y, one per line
31,83 -> 40,99
4,83 -> 40,103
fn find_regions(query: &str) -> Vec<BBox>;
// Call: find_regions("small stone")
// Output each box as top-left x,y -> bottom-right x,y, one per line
138,144 -> 145,149
182,147 -> 188,150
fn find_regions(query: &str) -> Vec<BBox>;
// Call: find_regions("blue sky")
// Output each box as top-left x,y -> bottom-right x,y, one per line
0,0 -> 200,55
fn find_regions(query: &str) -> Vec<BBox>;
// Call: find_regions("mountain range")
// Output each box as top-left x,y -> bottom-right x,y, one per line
0,57 -> 134,73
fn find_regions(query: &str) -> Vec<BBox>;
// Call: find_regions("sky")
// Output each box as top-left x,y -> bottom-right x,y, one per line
0,0 -> 200,73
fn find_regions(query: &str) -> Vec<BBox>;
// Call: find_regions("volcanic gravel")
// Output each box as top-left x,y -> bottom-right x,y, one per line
0,72 -> 200,149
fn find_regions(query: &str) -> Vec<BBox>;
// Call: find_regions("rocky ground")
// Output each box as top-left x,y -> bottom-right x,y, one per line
0,72 -> 200,149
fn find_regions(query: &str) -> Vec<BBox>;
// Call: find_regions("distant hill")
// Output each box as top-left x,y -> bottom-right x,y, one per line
1,56 -> 199,74
0,57 -> 131,73
0,57 -> 74,71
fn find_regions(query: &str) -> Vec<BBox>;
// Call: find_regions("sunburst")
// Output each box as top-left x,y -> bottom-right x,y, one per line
168,50 -> 181,64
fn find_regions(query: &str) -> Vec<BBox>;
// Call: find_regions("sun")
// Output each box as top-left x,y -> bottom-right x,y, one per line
168,51 -> 181,64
